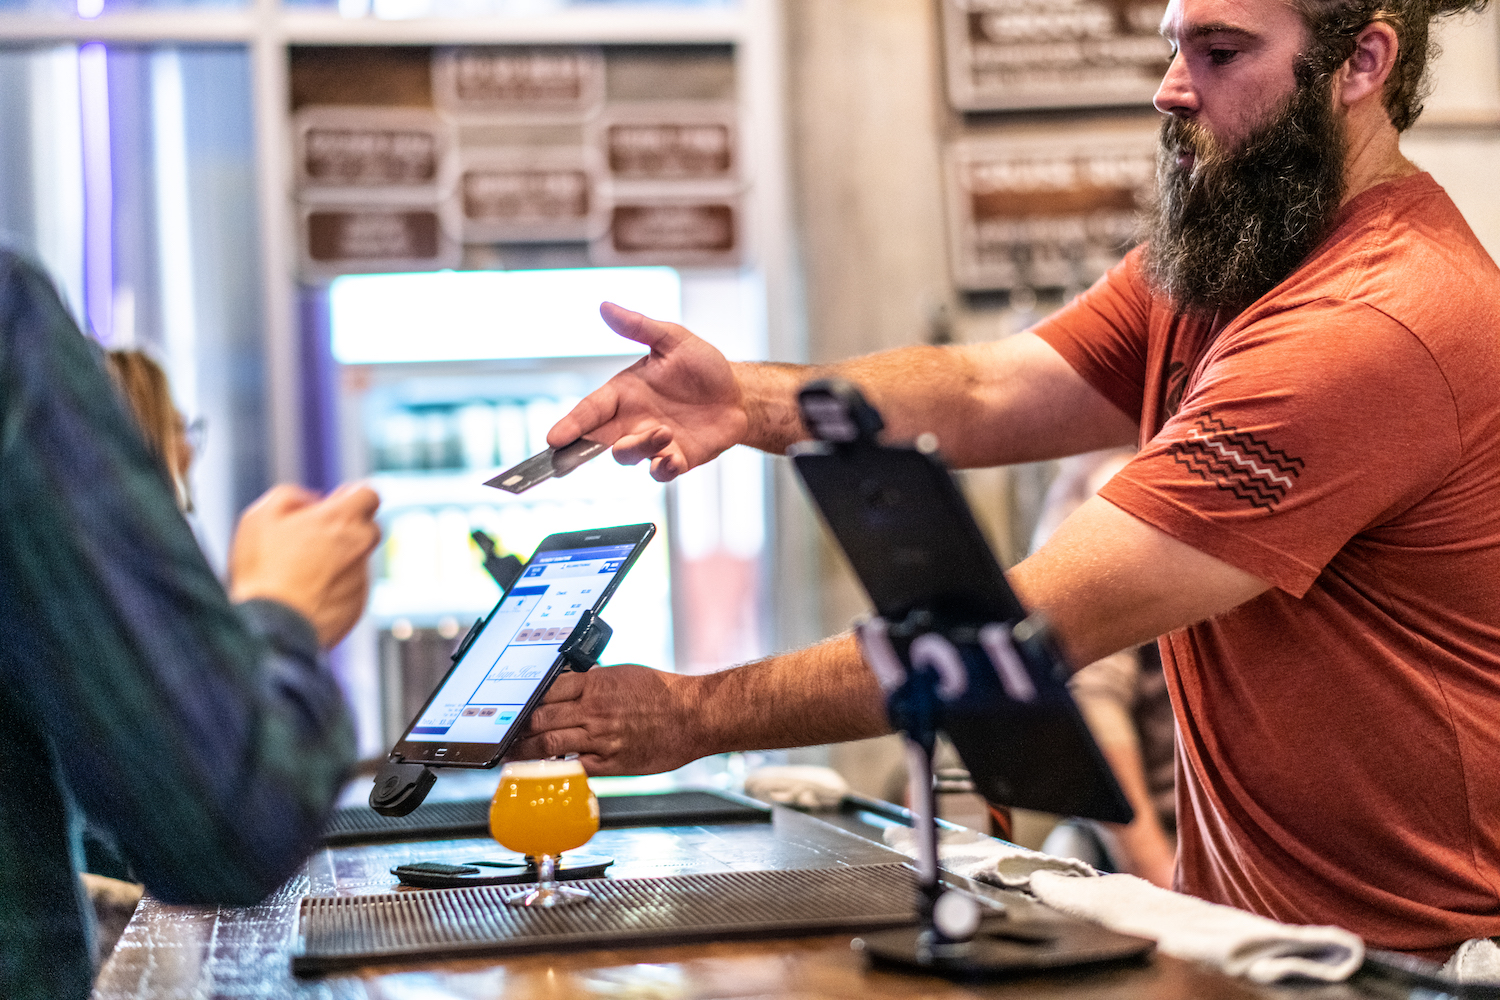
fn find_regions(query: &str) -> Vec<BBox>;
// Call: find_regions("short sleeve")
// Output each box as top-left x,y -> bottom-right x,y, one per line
1033,247 -> 1154,425
1098,300 -> 1458,596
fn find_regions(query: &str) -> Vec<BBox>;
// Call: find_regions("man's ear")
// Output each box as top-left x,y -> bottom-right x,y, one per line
1338,19 -> 1399,108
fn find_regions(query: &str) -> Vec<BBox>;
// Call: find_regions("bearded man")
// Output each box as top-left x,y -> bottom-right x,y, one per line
511,0 -> 1500,959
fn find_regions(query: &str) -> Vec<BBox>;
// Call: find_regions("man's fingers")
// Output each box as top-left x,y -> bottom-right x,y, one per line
539,670 -> 587,703
575,752 -> 625,777
599,301 -> 678,353
523,700 -> 586,740
649,453 -> 684,483
548,386 -> 620,450
611,426 -> 673,467
507,726 -> 593,762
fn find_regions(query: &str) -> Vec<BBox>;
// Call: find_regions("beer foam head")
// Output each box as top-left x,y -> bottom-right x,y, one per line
504,758 -> 586,779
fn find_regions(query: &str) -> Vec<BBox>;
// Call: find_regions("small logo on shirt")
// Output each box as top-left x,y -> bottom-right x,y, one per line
1168,412 -> 1304,510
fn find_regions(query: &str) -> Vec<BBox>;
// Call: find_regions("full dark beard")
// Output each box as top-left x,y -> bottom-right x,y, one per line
1143,75 -> 1347,317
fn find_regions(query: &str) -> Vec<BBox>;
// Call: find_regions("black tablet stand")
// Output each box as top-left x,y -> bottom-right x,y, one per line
368,608 -> 613,817
794,378 -> 1124,976
851,608 -> 1068,973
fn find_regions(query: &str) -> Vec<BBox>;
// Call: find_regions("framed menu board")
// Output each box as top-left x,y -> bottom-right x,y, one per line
299,202 -> 461,280
944,128 -> 1156,292
294,107 -> 454,200
941,0 -> 1172,111
457,145 -> 606,243
591,196 -> 740,267
593,102 -> 738,187
432,46 -> 605,121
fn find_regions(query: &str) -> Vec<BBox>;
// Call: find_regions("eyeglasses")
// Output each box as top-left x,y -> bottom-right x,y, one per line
183,415 -> 207,455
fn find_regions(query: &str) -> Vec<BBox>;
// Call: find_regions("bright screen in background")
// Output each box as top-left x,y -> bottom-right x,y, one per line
329,266 -> 681,364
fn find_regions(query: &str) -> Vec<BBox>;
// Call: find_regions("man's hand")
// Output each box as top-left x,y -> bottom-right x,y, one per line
547,303 -> 750,482
228,482 -> 381,649
507,664 -> 704,775
509,636 -> 890,777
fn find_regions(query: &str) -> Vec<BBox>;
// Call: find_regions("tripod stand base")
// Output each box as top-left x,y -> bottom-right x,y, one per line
853,923 -> 1153,980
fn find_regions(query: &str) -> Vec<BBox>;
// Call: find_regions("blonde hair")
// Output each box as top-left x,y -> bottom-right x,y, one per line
104,350 -> 193,511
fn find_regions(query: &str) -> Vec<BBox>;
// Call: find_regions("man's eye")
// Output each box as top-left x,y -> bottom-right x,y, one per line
1208,48 -> 1238,65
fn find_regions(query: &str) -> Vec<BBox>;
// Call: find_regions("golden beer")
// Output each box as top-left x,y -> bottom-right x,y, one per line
490,759 -> 599,858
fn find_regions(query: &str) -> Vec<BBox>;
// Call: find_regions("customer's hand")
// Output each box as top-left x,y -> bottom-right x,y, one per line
546,303 -> 748,482
507,663 -> 706,775
228,482 -> 381,648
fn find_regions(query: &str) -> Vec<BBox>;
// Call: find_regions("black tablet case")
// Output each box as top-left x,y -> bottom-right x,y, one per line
792,441 -> 1133,823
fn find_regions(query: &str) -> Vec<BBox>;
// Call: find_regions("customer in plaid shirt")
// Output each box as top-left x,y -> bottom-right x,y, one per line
0,249 -> 377,999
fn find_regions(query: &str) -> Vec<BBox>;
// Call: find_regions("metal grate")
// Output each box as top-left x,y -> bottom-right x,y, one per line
294,863 -> 918,974
321,790 -> 770,846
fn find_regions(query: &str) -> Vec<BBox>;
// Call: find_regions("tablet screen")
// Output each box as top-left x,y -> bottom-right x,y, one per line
394,523 -> 653,764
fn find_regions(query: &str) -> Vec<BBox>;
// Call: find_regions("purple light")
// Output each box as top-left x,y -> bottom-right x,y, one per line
80,42 -> 113,344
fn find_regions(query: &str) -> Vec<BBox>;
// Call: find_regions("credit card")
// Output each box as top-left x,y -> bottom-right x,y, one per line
484,438 -> 608,494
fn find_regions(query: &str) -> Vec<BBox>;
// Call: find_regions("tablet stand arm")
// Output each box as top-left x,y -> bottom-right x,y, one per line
370,612 -> 613,816
854,611 -> 1055,973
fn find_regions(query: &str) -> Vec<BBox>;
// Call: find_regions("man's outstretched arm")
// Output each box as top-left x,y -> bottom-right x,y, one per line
510,633 -> 888,774
513,497 -> 1269,776
548,303 -> 1138,480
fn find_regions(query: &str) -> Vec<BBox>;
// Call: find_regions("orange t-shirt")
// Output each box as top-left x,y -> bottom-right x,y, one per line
1035,173 -> 1500,958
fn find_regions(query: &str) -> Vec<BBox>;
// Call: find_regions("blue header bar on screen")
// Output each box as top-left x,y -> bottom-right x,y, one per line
533,544 -> 635,564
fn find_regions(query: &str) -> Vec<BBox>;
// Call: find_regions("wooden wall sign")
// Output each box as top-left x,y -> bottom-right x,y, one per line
592,198 -> 740,266
944,131 -> 1156,292
299,203 -> 460,279
941,0 -> 1171,111
294,107 -> 454,198
594,103 -> 737,185
457,146 -> 606,243
432,46 -> 605,120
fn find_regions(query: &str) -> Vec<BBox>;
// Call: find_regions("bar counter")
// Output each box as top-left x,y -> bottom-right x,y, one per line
92,797 -> 1376,1000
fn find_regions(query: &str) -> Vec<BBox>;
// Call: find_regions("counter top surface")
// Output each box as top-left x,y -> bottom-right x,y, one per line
92,801 -> 1374,1000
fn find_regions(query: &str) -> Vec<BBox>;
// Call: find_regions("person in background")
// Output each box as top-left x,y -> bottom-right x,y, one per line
0,248 -> 380,1000
103,349 -> 197,512
1033,450 -> 1177,889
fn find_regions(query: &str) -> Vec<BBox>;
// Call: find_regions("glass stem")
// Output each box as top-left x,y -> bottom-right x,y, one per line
537,853 -> 557,890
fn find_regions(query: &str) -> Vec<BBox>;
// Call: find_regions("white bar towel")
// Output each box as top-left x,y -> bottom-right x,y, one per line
1029,870 -> 1364,984
881,826 -> 1098,887
880,826 -> 1363,984
1442,937 -> 1500,983
744,765 -> 850,809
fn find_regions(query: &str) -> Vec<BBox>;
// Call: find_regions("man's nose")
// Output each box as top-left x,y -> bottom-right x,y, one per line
1153,51 -> 1198,115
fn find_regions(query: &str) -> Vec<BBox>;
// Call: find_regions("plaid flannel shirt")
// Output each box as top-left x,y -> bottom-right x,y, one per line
0,249 -> 355,999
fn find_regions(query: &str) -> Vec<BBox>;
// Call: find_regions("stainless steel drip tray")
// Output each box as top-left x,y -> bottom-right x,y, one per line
294,863 -> 919,975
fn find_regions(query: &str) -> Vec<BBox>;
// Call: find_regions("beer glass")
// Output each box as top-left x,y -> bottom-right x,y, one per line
490,758 -> 600,907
